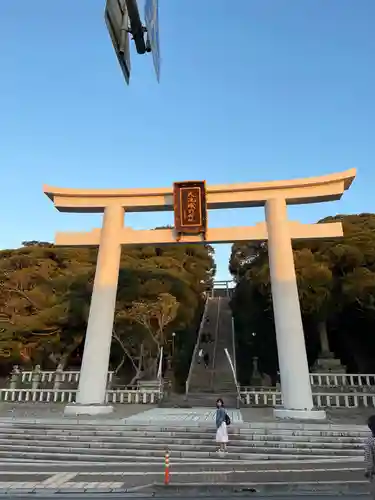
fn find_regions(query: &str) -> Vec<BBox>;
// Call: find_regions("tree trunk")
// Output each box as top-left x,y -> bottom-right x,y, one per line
318,321 -> 331,357
49,341 -> 81,370
112,330 -> 145,384
58,348 -> 76,370
129,370 -> 142,386
114,354 -> 126,375
152,357 -> 159,379
138,343 -> 144,372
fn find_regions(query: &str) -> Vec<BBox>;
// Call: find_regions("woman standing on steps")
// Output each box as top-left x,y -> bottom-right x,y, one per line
215,398 -> 229,455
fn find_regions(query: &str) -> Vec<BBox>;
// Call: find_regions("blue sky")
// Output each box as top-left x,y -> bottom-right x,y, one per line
0,0 -> 374,281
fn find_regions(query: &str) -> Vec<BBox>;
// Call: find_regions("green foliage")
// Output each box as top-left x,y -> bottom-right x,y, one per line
125,293 -> 179,346
229,214 -> 375,381
0,240 -> 215,381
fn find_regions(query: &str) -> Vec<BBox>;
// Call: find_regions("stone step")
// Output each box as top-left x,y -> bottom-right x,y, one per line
0,450 -> 242,464
0,447 -> 347,463
0,457 -> 362,472
0,414 -> 366,470
186,398 -> 237,405
0,432 -> 365,449
0,427 -> 367,443
0,438 -> 363,457
0,420 -> 366,464
187,296 -> 236,395
0,422 -> 369,438
186,390 -> 236,396
0,456 -> 361,468
0,435 -> 363,450
0,456 -> 354,469
180,398 -> 238,407
186,390 -> 235,395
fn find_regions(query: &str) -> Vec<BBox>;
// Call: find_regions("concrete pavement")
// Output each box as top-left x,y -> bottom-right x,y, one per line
0,497 -> 370,500
0,403 -> 154,421
0,403 -> 372,433
240,406 -> 374,426
0,459 -> 363,473
0,402 -> 372,427
0,461 -> 369,494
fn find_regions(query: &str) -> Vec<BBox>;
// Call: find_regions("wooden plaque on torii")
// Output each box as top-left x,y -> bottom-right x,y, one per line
173,181 -> 207,241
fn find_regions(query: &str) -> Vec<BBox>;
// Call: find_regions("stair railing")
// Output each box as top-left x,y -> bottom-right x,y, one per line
224,347 -> 241,409
231,316 -> 241,408
156,346 -> 164,399
210,297 -> 221,390
231,316 -> 237,383
185,298 -> 210,398
157,346 -> 163,381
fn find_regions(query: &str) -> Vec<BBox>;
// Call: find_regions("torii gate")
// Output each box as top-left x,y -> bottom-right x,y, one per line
44,168 -> 356,419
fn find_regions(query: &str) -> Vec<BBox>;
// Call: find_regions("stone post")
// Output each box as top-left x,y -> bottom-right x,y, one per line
250,357 -> 263,387
265,197 -> 325,420
9,365 -> 20,390
53,365 -> 64,390
64,204 -> 124,416
31,365 -> 41,390
319,322 -> 331,356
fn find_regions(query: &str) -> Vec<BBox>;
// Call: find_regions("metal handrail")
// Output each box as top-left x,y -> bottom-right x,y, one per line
185,298 -> 210,398
230,315 -> 240,407
231,316 -> 237,380
224,347 -> 241,408
210,297 -> 221,390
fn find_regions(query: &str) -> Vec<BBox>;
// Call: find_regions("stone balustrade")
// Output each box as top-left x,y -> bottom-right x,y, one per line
7,365 -> 114,390
1,385 -> 374,408
242,373 -> 375,392
240,373 -> 375,408
3,366 -> 161,405
240,389 -> 375,408
5,366 -> 375,409
0,387 -> 161,404
309,372 -> 375,387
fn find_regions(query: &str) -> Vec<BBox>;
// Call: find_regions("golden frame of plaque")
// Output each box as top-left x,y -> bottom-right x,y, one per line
173,181 -> 207,237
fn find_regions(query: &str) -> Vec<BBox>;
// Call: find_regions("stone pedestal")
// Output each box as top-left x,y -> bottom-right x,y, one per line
312,354 -> 346,373
31,365 -> 41,390
9,365 -> 20,390
64,404 -> 113,416
250,356 -> 263,386
274,408 -> 327,420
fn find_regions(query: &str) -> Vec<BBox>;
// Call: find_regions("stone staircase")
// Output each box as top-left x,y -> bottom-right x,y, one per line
184,297 -> 238,408
212,297 -> 237,396
0,420 -> 367,465
188,298 -> 218,394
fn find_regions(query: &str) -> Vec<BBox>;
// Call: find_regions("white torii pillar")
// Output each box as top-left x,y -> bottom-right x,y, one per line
64,205 -> 124,416
265,198 -> 323,419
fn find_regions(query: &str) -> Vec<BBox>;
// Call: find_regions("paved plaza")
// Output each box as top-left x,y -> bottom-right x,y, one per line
0,465 -> 369,494
0,494 -> 370,500
123,407 -> 243,425
0,402 -> 372,427
0,403 -> 153,422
